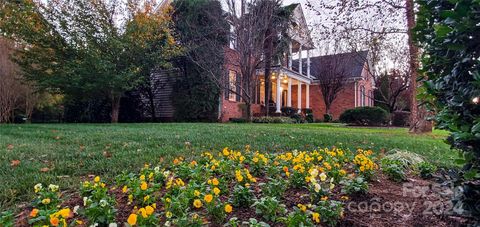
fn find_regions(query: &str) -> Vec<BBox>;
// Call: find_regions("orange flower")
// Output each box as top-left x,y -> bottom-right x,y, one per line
127,213 -> 137,225
224,204 -> 233,213
29,208 -> 39,218
140,181 -> 148,191
50,217 -> 60,226
204,194 -> 213,203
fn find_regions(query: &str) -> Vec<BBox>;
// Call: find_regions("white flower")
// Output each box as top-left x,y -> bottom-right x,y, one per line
314,183 -> 321,193
48,184 -> 59,192
154,166 -> 160,173
99,199 -> 108,207
319,173 -> 327,182
108,223 -> 118,227
83,197 -> 88,206
89,223 -> 98,227
163,171 -> 170,178
73,205 -> 80,214
309,168 -> 319,178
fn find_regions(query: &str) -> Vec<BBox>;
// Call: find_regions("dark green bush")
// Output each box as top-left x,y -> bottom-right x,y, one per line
416,0 -> 480,217
323,113 -> 333,123
303,108 -> 314,123
291,113 -> 306,123
230,118 -> 248,123
392,111 -> 410,127
281,107 -> 298,117
339,107 -> 389,126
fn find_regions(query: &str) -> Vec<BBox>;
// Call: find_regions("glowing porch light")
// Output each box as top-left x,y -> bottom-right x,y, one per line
473,97 -> 480,104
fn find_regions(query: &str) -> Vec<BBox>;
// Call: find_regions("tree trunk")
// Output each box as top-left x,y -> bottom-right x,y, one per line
147,88 -> 157,122
111,94 -> 121,123
245,101 -> 252,122
263,28 -> 273,116
406,0 -> 432,133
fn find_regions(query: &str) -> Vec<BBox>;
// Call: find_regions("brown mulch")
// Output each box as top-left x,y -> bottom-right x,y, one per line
339,174 -> 473,227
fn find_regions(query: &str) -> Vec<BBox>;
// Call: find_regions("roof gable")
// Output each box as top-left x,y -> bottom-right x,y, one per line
293,51 -> 369,79
286,4 -> 314,49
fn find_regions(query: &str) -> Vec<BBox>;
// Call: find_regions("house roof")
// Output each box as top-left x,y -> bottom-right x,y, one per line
293,51 -> 369,80
286,4 -> 314,50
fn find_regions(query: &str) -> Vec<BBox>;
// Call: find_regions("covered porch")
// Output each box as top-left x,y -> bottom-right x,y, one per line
257,66 -> 313,114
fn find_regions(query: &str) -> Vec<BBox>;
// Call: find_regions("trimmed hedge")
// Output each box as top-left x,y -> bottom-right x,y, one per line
392,111 -> 410,127
339,107 -> 389,126
323,113 -> 333,123
304,108 -> 314,123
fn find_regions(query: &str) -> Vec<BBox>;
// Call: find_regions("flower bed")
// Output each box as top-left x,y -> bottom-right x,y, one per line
21,147 -> 378,226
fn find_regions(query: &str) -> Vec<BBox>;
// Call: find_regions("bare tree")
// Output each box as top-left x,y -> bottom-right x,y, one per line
312,51 -> 350,115
306,0 -> 430,131
0,38 -> 22,123
226,0 -> 273,121
375,69 -> 409,112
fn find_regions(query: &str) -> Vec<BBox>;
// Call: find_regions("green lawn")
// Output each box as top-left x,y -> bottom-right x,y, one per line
0,123 -> 455,210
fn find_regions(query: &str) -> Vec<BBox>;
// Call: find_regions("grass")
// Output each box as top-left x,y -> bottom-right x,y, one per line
0,123 -> 456,211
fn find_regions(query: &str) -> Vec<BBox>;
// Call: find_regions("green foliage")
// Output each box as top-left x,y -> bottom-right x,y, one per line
259,178 -> 287,198
281,107 -> 298,117
242,218 -> 271,227
252,196 -> 286,222
229,118 -> 249,123
415,162 -> 437,179
304,109 -> 314,123
383,149 -> 425,169
252,116 -> 296,124
340,176 -> 369,195
415,0 -> 480,217
0,0 -> 180,122
381,159 -> 407,182
0,210 -> 14,227
392,111 -> 410,127
315,200 -> 344,227
279,208 -> 314,227
171,0 -> 229,122
232,185 -> 255,208
339,107 -> 389,126
79,179 -> 117,225
323,113 -> 333,123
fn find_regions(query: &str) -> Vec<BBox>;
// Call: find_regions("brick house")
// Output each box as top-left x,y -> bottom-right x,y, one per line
220,3 -> 374,122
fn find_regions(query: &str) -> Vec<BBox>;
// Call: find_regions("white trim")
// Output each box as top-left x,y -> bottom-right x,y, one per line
297,80 -> 302,112
288,41 -> 293,69
287,78 -> 292,107
354,81 -> 358,107
299,45 -> 303,75
306,84 -> 310,109
276,76 -> 282,113
307,49 -> 311,78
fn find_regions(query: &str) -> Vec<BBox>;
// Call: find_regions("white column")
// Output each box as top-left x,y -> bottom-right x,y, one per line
299,45 -> 303,75
276,75 -> 282,113
306,84 -> 310,109
287,78 -> 292,107
354,81 -> 358,107
297,81 -> 302,113
307,49 -> 311,78
288,42 -> 293,69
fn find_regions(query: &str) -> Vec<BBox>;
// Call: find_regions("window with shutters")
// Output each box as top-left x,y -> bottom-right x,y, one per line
228,70 -> 237,102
